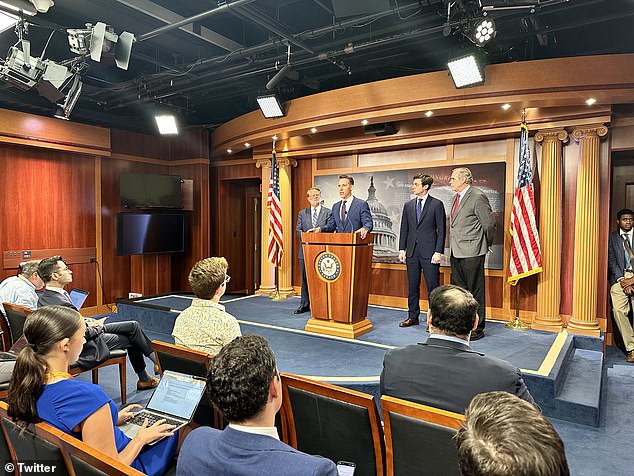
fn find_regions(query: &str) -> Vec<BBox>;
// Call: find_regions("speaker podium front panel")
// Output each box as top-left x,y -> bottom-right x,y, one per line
302,232 -> 374,338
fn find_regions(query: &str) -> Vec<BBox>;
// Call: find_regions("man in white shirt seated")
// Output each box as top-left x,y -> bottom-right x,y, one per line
177,335 -> 338,476
171,257 -> 241,355
0,260 -> 43,318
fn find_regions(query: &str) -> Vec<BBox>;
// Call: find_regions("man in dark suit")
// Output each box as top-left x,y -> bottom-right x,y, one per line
37,255 -> 159,390
176,335 -> 338,476
294,186 -> 335,314
398,173 -> 446,328
380,285 -> 534,414
331,174 -> 373,238
449,167 -> 496,340
608,208 -> 634,363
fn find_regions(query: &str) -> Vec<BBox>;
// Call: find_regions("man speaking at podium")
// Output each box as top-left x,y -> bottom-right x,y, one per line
331,174 -> 373,238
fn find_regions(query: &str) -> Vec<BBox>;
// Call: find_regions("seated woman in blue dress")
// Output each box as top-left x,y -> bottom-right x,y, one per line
7,305 -> 178,476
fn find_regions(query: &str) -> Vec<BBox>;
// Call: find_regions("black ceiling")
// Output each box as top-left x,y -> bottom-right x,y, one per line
0,0 -> 632,134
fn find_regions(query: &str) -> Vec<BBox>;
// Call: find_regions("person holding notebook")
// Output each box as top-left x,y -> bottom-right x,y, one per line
7,306 -> 178,476
37,256 -> 160,390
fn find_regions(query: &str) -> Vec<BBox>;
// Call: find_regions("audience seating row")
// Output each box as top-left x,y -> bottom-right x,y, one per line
0,401 -> 147,476
1,302 -> 128,404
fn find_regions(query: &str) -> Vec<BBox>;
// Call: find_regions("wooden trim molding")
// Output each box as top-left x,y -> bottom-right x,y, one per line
2,248 -> 97,269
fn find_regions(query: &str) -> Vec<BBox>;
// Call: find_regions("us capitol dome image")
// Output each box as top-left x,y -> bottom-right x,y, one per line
366,176 -> 398,260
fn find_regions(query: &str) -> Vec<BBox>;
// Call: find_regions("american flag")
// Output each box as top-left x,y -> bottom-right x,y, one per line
508,121 -> 542,285
267,150 -> 283,266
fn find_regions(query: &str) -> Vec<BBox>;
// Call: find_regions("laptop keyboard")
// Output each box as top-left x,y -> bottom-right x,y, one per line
129,411 -> 182,428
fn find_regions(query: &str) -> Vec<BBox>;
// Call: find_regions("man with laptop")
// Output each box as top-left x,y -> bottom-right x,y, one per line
37,256 -> 160,390
177,335 -> 338,476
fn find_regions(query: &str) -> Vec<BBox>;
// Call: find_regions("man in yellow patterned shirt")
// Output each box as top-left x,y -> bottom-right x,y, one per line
172,257 -> 241,355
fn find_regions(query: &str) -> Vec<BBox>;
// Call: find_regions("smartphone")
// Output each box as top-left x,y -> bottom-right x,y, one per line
336,461 -> 356,476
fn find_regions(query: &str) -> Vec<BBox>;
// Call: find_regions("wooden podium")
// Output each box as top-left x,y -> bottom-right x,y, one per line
301,232 -> 374,338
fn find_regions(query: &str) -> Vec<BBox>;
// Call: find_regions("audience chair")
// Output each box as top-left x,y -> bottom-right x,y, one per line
0,402 -> 71,476
0,311 -> 12,352
151,340 -> 217,428
381,395 -> 465,476
281,373 -> 385,476
2,302 -> 30,347
57,430 -> 146,476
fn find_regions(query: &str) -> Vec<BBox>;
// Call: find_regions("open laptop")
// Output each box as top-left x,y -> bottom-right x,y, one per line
69,288 -> 89,310
119,370 -> 206,442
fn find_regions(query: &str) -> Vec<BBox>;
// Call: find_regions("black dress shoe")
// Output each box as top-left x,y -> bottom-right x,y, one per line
399,318 -> 419,328
294,306 -> 309,314
470,329 -> 485,341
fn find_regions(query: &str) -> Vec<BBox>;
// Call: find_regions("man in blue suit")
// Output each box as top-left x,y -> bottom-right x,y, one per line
608,208 -> 634,363
331,174 -> 373,238
398,173 -> 446,327
295,187 -> 335,314
177,335 -> 338,476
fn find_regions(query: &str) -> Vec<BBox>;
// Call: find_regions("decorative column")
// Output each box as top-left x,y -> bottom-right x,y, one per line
532,129 -> 568,332
255,158 -> 276,296
277,156 -> 298,298
568,124 -> 608,336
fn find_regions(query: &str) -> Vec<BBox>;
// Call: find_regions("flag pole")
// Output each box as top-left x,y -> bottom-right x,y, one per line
506,109 -> 531,330
270,135 -> 283,301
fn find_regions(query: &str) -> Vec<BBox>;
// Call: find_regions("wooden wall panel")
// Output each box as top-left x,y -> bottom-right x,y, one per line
560,141 -> 579,316
292,159 -> 314,287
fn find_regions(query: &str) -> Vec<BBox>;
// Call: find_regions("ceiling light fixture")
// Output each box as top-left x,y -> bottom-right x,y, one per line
226,149 -> 232,154
470,17 -> 496,47
425,111 -> 433,117
361,119 -> 369,125
0,1 -> 37,16
256,93 -> 284,118
501,103 -> 511,111
310,127 -> 317,133
447,53 -> 485,88
154,114 -> 178,135
244,142 -> 250,148
67,22 -> 135,70
585,98 -> 597,106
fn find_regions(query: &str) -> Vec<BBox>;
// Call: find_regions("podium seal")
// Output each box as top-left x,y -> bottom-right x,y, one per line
316,252 -> 341,282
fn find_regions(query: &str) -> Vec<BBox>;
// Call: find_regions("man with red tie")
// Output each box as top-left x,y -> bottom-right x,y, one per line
448,167 -> 496,340
331,174 -> 373,237
398,173 -> 446,328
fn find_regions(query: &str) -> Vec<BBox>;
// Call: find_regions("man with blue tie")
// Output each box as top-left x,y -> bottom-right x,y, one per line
608,208 -> 634,363
398,173 -> 446,328
294,187 -> 335,314
331,174 -> 373,238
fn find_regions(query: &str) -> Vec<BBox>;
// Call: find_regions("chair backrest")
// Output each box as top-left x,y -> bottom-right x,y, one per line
2,303 -> 32,346
281,373 -> 385,476
0,401 -> 70,476
0,310 -> 12,351
151,340 -> 216,427
381,395 -> 465,476
151,340 -> 212,377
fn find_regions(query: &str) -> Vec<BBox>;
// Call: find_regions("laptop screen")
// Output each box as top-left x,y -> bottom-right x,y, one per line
146,370 -> 206,420
69,288 -> 89,310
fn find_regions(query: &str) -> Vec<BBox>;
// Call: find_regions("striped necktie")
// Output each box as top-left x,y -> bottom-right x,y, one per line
312,208 -> 318,228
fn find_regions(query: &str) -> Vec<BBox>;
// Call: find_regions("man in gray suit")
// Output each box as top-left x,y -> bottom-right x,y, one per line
380,285 -> 534,414
449,167 -> 496,340
295,187 -> 335,314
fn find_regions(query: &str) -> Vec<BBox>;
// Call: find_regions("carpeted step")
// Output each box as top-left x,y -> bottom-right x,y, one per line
539,348 -> 604,427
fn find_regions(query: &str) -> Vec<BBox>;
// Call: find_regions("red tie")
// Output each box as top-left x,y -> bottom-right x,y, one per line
451,195 -> 460,219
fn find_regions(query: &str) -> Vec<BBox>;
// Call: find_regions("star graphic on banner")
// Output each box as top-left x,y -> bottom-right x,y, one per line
382,176 -> 395,189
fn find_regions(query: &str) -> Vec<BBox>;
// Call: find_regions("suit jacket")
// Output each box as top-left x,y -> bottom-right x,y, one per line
296,206 -> 335,259
399,195 -> 446,258
331,197 -> 373,233
176,426 -> 338,476
380,336 -> 534,414
608,230 -> 630,286
37,289 -> 111,370
449,186 -> 496,258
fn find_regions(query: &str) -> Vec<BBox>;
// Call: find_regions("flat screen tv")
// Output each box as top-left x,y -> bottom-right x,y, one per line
120,173 -> 182,208
117,213 -> 186,255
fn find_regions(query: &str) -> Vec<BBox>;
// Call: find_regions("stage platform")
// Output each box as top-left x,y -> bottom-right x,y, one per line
116,293 -> 605,426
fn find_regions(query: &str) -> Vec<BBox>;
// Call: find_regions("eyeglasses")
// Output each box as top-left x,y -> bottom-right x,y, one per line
223,275 -> 231,284
621,217 -> 634,222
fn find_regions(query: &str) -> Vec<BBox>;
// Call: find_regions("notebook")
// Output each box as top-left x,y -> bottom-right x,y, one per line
119,370 -> 206,442
69,288 -> 89,310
